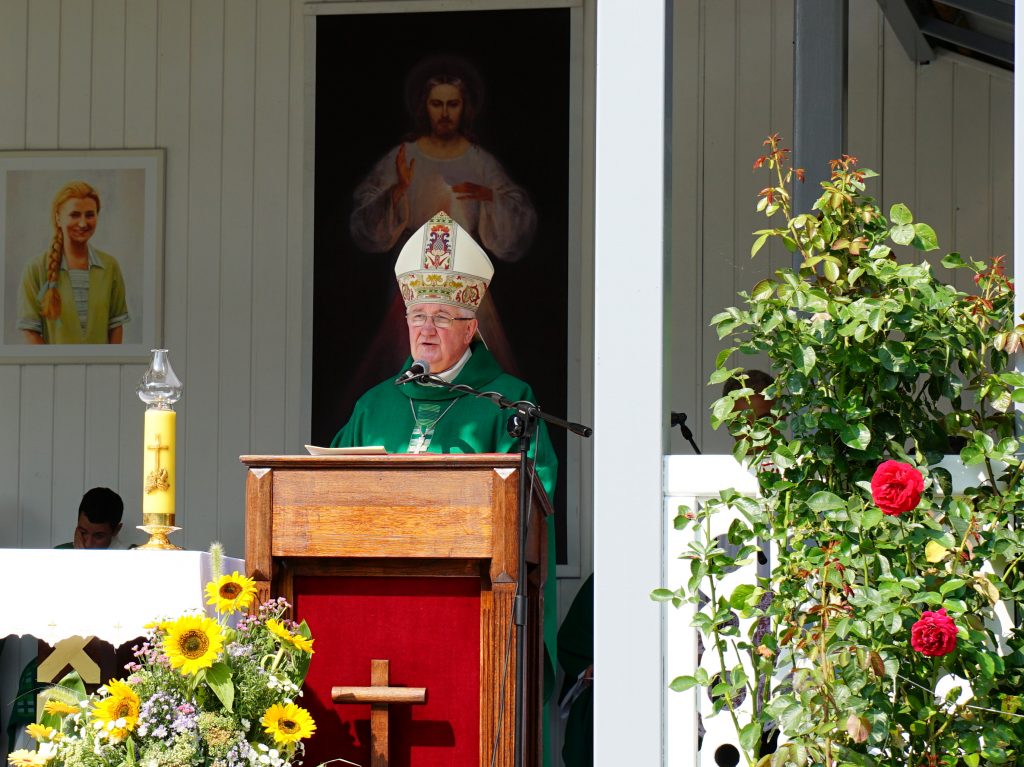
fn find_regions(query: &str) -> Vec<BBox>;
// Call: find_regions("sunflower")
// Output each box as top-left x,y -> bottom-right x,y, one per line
7,749 -> 51,767
42,699 -> 80,717
205,571 -> 258,614
265,619 -> 314,654
162,615 -> 224,675
260,703 -> 316,745
91,680 -> 140,742
24,724 -> 58,742
289,633 -> 315,654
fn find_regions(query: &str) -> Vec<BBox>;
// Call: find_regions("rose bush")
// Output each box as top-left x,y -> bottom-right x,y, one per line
870,460 -> 924,516
655,137 -> 1024,767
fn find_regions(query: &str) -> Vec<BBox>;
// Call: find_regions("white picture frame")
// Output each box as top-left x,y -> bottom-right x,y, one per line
0,149 -> 163,363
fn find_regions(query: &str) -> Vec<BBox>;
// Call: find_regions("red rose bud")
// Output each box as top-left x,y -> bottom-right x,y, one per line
910,608 -> 958,657
870,460 -> 925,516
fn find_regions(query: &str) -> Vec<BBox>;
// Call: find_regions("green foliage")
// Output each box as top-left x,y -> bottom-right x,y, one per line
663,136 -> 1024,766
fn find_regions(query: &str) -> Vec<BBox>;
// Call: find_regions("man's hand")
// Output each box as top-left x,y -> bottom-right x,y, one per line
452,181 -> 493,202
391,144 -> 416,205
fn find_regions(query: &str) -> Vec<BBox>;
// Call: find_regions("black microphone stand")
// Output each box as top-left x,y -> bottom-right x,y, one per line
407,372 -> 592,767
670,411 -> 701,454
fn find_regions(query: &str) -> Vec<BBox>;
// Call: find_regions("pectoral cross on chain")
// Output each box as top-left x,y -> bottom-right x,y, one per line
144,434 -> 171,494
332,659 -> 427,767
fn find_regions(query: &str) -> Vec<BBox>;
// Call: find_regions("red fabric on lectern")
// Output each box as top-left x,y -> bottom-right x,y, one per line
294,576 -> 482,767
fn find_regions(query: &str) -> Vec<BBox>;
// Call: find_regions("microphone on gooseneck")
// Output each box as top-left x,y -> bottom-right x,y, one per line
394,359 -> 430,385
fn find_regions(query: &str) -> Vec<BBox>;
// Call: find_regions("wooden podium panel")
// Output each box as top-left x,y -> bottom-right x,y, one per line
241,454 -> 550,767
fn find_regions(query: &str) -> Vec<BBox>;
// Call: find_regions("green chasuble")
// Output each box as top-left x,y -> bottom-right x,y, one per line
331,341 -> 560,756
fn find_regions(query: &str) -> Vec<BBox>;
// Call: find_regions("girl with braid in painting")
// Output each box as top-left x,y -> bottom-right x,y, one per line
17,180 -> 130,344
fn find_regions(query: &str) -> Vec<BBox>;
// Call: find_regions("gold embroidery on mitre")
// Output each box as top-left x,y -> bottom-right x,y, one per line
397,271 -> 489,309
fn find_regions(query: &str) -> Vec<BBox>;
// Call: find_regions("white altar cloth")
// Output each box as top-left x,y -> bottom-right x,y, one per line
0,549 -> 245,646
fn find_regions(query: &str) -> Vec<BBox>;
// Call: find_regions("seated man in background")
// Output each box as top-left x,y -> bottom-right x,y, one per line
722,368 -> 775,422
56,487 -> 127,550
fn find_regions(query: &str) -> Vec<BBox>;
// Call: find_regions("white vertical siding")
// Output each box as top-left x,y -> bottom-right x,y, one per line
0,0 -> 303,557
671,0 -> 1015,457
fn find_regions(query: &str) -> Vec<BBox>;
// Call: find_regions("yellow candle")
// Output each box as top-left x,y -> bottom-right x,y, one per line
142,407 -> 176,519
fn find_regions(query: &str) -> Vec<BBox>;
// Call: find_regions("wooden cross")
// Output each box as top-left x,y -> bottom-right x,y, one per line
332,659 -> 427,767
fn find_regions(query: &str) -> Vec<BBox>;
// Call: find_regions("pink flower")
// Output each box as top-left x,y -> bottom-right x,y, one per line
910,608 -> 957,657
870,460 -> 924,516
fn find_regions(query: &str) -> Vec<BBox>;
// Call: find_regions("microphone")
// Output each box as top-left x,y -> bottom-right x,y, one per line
394,359 -> 430,385
670,411 -> 701,454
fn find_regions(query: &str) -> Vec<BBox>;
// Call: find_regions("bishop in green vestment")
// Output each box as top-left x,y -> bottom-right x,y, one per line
330,210 -> 560,761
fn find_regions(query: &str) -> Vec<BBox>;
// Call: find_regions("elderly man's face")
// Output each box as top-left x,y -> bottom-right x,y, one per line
407,303 -> 477,373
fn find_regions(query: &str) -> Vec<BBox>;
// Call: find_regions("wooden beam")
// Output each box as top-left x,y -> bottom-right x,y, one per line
874,0 -> 936,63
920,16 -> 1014,64
936,0 -> 1013,25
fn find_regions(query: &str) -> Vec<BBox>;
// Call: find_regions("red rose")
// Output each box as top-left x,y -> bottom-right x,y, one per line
870,460 -> 924,516
910,608 -> 958,657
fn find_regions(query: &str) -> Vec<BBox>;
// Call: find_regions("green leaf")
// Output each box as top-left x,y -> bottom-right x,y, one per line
977,652 -> 996,678
861,507 -> 883,530
711,396 -> 736,427
739,721 -> 761,752
40,671 -> 87,731
669,675 -> 699,692
708,367 -> 735,385
960,443 -> 984,465
840,423 -> 871,451
205,661 -> 235,713
715,347 -> 736,369
651,588 -> 676,601
848,266 -> 865,285
797,345 -> 817,375
878,341 -> 914,373
729,584 -> 756,610
772,445 -> 797,470
941,252 -> 966,269
751,278 -> 774,300
751,233 -> 770,258
965,754 -> 980,767
890,203 -> 913,225
890,223 -> 914,246
807,491 -> 846,511
939,579 -> 966,595
823,260 -> 840,283
912,222 -> 939,251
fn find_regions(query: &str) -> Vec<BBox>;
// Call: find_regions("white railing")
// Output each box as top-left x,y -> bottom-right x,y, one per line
662,455 -> 1011,767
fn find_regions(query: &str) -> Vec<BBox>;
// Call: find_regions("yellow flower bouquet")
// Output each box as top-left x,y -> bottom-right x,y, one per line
10,560 -> 316,767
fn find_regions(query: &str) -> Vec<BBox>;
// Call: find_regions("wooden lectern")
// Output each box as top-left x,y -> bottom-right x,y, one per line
241,454 -> 551,767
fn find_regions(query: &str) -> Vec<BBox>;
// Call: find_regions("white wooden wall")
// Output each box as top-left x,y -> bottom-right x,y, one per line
0,0 -> 306,558
669,0 -> 1015,457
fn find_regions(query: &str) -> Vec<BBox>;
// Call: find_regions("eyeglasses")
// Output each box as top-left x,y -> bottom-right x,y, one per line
406,313 -> 474,329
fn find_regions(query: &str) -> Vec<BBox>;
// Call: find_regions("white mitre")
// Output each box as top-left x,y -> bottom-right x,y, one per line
394,211 -> 494,312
